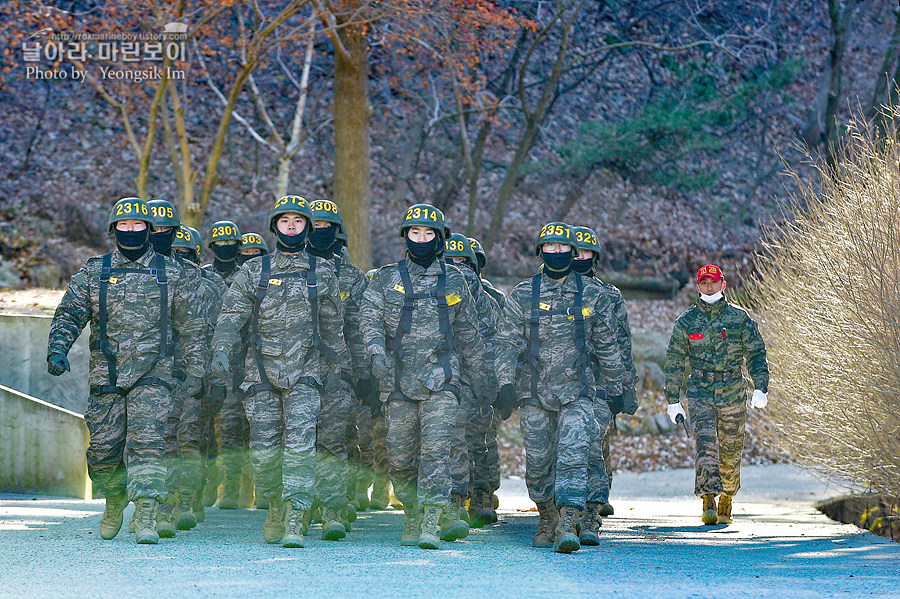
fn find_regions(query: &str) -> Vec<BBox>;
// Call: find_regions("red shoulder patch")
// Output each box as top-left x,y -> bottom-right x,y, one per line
689,333 -> 704,340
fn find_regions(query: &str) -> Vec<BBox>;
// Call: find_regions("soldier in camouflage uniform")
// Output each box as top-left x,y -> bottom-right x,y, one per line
205,220 -> 252,510
358,204 -> 485,550
664,264 -> 769,525
304,199 -> 369,539
211,195 -> 346,548
238,232 -> 269,266
571,225 -> 638,543
495,222 -> 627,554
47,197 -> 207,544
466,237 -> 504,526
443,233 -> 498,534
172,225 -> 228,523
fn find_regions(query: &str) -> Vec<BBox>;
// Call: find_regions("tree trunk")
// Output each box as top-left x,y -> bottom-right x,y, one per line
332,20 -> 372,270
873,8 -> 900,135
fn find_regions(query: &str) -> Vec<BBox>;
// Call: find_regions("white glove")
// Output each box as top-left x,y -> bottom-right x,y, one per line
666,403 -> 686,423
750,389 -> 768,409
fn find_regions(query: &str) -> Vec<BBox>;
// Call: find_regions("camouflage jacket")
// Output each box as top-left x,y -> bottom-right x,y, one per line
211,249 -> 346,391
496,271 -> 627,411
333,247 -> 369,380
205,261 -> 239,287
358,258 -> 485,401
664,296 -> 769,405
593,277 -> 637,391
454,261 -> 499,392
481,278 -> 506,310
48,248 -> 208,389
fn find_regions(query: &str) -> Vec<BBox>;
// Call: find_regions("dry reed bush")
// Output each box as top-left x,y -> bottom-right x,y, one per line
746,113 -> 900,497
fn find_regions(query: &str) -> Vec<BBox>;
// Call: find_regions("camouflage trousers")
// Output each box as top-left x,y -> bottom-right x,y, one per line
466,396 -> 500,496
688,397 -> 747,497
385,389 -> 457,508
198,384 -> 224,492
586,397 -> 612,505
351,403 -> 388,492
163,383 -> 202,496
450,381 -> 475,496
520,396 -> 592,509
85,384 -> 171,500
316,376 -> 352,509
219,386 -> 250,481
243,382 -> 320,508
602,416 -> 614,487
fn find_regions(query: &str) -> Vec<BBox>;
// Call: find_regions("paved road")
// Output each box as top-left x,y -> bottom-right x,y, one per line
1,465 -> 897,599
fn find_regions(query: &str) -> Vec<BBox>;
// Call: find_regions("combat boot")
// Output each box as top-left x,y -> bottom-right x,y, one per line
554,505 -> 581,554
418,505 -> 443,550
203,462 -> 222,507
156,498 -> 177,538
369,475 -> 390,510
702,494 -> 718,525
400,504 -> 423,546
263,497 -> 287,544
491,493 -> 499,510
599,502 -> 615,517
339,506 -> 353,532
532,499 -> 558,548
218,472 -> 241,510
345,502 -> 358,524
356,478 -> 370,511
174,490 -> 197,530
440,498 -> 470,541
282,503 -> 306,548
452,493 -> 470,525
99,492 -> 128,540
717,494 -> 733,524
321,507 -> 347,541
192,491 -> 206,523
134,497 -> 160,545
579,503 -> 602,546
473,489 -> 498,528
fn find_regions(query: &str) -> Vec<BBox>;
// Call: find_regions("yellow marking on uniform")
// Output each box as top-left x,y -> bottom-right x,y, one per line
539,302 -> 551,311
393,284 -> 405,294
340,291 -> 349,300
568,307 -> 592,319
108,277 -> 118,284
269,279 -> 283,286
446,293 -> 461,306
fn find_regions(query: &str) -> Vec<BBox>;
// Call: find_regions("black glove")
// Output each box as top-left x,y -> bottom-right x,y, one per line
355,377 -> 375,400
622,387 -> 638,415
494,383 -> 518,420
182,374 -> 203,398
210,350 -> 230,379
607,394 -> 624,416
371,353 -> 393,380
47,353 -> 70,376
208,383 -> 227,411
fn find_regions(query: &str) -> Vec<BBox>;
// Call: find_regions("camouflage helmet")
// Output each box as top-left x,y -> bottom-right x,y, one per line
468,237 -> 487,269
207,220 -> 241,248
573,226 -> 601,264
399,203 -> 447,243
187,226 -> 203,249
147,199 -> 180,229
269,195 -> 314,234
534,222 -> 576,257
172,225 -> 201,259
444,232 -> 477,265
107,197 -> 154,234
240,232 -> 269,254
335,226 -> 348,247
309,199 -> 344,233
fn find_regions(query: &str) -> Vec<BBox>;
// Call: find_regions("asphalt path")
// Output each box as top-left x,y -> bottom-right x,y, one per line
1,464 -> 897,599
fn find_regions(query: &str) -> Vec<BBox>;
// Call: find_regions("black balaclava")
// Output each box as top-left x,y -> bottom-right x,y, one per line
115,228 -> 150,262
237,251 -> 263,267
475,255 -> 486,276
276,228 -> 308,253
541,249 -> 573,280
330,239 -> 344,257
149,228 -> 176,257
572,257 -> 593,277
307,225 -> 336,258
175,249 -> 197,264
406,235 -> 440,268
212,243 -> 240,263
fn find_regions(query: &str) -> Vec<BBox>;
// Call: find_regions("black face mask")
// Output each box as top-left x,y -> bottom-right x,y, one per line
406,236 -> 439,268
572,258 -> 593,276
276,229 -> 308,253
307,225 -> 336,258
149,229 -> 176,256
237,252 -> 262,267
114,228 -> 150,262
330,240 -> 344,256
174,249 -> 197,264
212,243 -> 240,263
541,250 -> 573,279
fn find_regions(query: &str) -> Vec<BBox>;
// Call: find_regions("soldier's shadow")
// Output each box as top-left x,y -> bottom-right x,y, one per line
633,524 -> 732,535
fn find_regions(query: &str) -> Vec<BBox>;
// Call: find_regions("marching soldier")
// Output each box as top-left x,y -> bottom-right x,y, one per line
495,222 -> 626,554
47,197 -> 207,544
358,204 -> 485,550
664,264 -> 769,525
211,195 -> 346,547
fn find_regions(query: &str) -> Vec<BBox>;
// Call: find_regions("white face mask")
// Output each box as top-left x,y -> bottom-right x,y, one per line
699,291 -> 724,305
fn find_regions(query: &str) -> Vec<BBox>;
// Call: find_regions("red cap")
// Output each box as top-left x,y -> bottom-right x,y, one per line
697,264 -> 723,283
